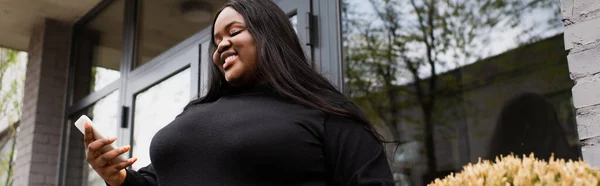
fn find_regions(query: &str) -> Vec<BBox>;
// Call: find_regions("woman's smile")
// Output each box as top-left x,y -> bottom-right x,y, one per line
223,55 -> 238,70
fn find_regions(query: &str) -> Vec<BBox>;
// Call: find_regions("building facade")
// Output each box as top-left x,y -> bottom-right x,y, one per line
0,0 -> 597,185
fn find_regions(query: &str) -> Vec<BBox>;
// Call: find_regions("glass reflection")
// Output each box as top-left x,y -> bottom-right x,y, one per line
341,0 -> 577,185
290,14 -> 298,33
80,91 -> 120,186
74,0 -> 124,93
489,92 -> 578,160
132,69 -> 190,170
135,0 -> 218,67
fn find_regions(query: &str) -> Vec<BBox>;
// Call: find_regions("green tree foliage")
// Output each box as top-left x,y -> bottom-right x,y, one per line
0,47 -> 25,186
0,49 -> 20,121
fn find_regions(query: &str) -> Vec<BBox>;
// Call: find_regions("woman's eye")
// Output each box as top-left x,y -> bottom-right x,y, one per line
230,29 -> 243,36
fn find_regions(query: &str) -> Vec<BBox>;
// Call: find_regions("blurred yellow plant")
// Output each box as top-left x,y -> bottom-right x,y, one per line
429,154 -> 600,186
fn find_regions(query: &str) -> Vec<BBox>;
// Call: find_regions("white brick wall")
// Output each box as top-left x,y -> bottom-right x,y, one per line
574,0 -> 600,20
564,18 -> 600,50
572,75 -> 600,108
561,0 -> 600,167
577,105 -> 600,139
567,45 -> 600,79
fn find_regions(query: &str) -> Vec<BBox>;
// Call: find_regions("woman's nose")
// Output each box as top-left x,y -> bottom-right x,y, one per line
217,40 -> 232,53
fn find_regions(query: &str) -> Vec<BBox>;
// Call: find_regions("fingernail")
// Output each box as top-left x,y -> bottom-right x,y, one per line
109,137 -> 117,141
130,157 -> 138,163
123,145 -> 131,151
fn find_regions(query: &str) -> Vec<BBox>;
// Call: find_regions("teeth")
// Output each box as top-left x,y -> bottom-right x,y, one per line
226,55 -> 238,62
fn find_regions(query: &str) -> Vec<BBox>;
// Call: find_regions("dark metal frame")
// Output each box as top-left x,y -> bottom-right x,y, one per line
57,0 -> 120,185
313,0 -> 344,90
277,0 -> 313,61
58,0 -> 343,185
67,80 -> 120,115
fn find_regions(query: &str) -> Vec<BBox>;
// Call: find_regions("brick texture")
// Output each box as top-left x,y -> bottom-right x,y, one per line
576,105 -> 600,140
561,0 -> 600,168
561,0 -> 574,19
572,75 -> 600,109
581,134 -> 600,164
564,17 -> 600,50
567,45 -> 600,80
574,0 -> 600,20
13,18 -> 71,186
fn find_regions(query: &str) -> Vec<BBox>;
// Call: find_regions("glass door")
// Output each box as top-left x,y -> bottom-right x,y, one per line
124,45 -> 197,170
130,68 -> 191,170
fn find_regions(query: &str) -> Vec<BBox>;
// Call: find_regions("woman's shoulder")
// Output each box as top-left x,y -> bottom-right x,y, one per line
175,97 -> 215,118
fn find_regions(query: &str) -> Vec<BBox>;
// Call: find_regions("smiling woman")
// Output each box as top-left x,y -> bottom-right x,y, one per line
212,8 -> 258,87
83,0 -> 394,185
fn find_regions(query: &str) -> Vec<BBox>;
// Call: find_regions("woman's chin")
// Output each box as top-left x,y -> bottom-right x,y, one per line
225,74 -> 242,86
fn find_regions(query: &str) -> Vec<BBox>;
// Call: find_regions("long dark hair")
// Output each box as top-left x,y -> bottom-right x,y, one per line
185,0 -> 384,142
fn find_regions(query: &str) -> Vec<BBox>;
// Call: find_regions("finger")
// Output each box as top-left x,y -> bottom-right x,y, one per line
88,137 -> 117,154
94,145 -> 131,167
84,122 -> 95,147
86,148 -> 104,163
103,157 -> 138,177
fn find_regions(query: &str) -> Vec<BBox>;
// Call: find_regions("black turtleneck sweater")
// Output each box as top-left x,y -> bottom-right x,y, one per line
121,85 -> 394,185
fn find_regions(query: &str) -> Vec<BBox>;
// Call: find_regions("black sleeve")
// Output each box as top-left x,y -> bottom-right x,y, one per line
119,164 -> 158,186
323,114 -> 395,186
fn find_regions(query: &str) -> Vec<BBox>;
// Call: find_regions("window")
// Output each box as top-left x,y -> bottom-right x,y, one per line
290,14 -> 298,33
75,91 -> 120,186
134,0 -> 214,68
341,0 -> 576,185
73,0 -> 124,94
131,69 -> 191,170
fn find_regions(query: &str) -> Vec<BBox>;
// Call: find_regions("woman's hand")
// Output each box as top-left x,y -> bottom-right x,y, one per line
84,122 -> 137,186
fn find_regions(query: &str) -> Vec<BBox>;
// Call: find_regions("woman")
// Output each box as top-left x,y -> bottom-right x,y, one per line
84,0 -> 394,185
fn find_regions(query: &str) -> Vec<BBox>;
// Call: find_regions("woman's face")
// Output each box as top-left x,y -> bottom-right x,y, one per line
212,7 -> 258,87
